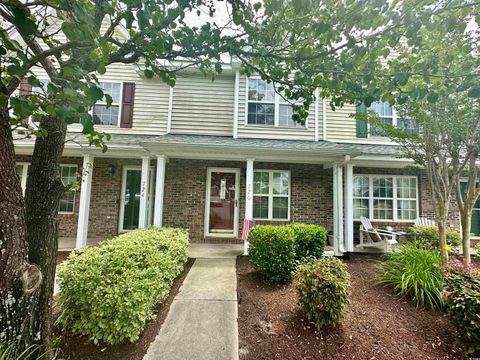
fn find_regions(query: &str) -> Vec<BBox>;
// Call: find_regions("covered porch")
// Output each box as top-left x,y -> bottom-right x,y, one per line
18,133 -> 418,256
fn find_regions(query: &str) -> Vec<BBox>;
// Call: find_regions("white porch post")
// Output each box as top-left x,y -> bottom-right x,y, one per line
244,159 -> 254,255
153,155 -> 166,227
138,156 -> 150,229
344,163 -> 354,252
75,154 -> 94,249
333,163 -> 344,256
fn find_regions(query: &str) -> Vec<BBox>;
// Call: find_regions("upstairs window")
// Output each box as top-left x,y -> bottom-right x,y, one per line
247,78 -> 306,128
93,82 -> 121,126
368,101 -> 418,136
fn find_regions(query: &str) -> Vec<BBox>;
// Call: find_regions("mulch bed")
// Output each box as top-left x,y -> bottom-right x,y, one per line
56,251 -> 71,266
54,258 -> 194,360
237,255 -> 464,360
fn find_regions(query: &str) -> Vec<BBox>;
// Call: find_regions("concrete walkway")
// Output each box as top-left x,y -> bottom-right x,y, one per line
143,244 -> 242,360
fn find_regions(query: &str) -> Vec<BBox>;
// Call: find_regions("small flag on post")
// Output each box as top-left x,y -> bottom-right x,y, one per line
241,219 -> 256,241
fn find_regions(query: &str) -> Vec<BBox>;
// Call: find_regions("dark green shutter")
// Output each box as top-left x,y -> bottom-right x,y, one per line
356,103 -> 368,138
460,182 -> 480,235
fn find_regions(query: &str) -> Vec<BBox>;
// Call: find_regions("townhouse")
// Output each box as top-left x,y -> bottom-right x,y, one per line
14,60 -> 478,255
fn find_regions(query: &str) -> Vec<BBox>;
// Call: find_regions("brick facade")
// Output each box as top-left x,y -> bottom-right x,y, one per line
14,155 -> 462,245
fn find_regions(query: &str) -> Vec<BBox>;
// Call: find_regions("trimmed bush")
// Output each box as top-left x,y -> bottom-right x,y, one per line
294,257 -> 350,329
377,244 -> 444,309
248,225 -> 296,283
407,225 -> 460,250
57,227 -> 189,344
287,223 -> 326,260
444,261 -> 480,356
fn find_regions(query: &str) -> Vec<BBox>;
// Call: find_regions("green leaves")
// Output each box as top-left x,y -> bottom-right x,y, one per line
57,228 -> 189,344
85,85 -> 104,102
294,257 -> 351,330
12,7 -> 37,36
10,97 -> 34,118
467,87 -> 480,98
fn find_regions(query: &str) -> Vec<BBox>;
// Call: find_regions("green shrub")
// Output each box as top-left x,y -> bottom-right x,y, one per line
407,225 -> 460,250
248,225 -> 296,283
294,257 -> 350,329
287,223 -> 326,260
377,244 -> 444,309
444,261 -> 480,356
57,227 -> 189,344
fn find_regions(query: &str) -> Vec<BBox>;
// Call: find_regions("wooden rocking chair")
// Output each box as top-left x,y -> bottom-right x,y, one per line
357,217 -> 401,252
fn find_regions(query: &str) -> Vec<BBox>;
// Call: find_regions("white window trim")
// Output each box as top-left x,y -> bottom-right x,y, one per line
353,174 -> 419,222
245,77 -> 308,130
91,81 -> 123,127
367,102 -> 405,139
252,169 -> 291,221
16,163 -> 29,193
58,164 -> 79,215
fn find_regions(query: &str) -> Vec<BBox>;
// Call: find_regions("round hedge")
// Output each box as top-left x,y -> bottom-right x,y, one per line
248,225 -> 296,283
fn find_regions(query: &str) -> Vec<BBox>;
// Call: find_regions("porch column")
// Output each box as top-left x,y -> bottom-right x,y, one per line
344,163 -> 354,252
76,154 -> 94,249
138,156 -> 150,228
333,163 -> 344,256
154,155 -> 166,227
244,158 -> 254,255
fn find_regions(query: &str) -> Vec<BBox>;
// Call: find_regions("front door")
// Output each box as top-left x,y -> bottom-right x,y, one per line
119,167 -> 154,232
205,168 -> 240,237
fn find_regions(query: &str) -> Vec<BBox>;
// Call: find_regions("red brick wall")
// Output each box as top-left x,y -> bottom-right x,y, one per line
14,155 -> 462,245
162,160 -> 334,243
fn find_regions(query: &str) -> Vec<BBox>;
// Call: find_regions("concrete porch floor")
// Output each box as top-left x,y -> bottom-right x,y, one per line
59,237 -> 244,258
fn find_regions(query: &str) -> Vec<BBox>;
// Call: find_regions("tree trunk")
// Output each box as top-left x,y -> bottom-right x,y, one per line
0,107 -> 42,353
24,116 -> 67,354
460,209 -> 472,264
438,219 -> 449,265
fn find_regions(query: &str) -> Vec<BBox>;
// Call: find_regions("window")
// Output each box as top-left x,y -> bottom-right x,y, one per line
368,101 -> 417,136
253,170 -> 290,220
93,82 -> 121,126
353,175 -> 418,221
59,165 -> 78,213
247,78 -> 306,128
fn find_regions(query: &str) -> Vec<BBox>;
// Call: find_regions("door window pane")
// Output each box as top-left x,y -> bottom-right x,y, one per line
122,169 -> 141,230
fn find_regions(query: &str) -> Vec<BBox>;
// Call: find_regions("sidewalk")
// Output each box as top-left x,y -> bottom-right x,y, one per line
143,245 -> 241,360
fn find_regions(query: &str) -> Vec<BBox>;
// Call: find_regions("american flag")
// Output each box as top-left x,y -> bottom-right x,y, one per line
241,219 -> 256,240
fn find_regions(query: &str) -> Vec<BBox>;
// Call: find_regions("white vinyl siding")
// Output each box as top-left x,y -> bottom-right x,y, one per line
170,74 -> 234,136
326,103 -> 358,141
353,175 -> 418,222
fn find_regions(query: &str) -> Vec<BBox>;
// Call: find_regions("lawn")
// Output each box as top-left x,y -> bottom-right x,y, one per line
237,255 -> 463,360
